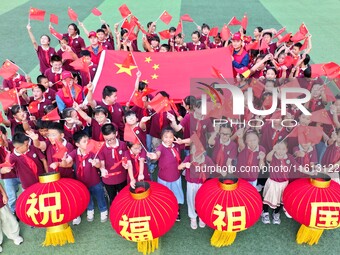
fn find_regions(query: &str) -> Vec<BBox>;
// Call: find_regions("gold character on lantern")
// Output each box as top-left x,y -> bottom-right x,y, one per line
213,204 -> 247,232
119,215 -> 153,241
26,192 -> 64,225
309,202 -> 340,229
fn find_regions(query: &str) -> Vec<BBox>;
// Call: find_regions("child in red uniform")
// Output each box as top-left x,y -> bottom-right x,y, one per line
198,23 -> 210,44
124,110 -> 150,148
29,84 -> 53,119
98,124 -> 128,204
60,23 -> 86,57
56,37 -> 77,72
37,75 -> 56,102
44,55 -> 64,90
27,24 -> 56,74
184,31 -> 206,51
172,33 -> 187,52
63,131 -> 108,223
79,50 -> 98,86
1,105 -> 33,137
62,108 -> 83,145
0,183 -> 23,252
305,83 -> 327,112
148,127 -> 184,221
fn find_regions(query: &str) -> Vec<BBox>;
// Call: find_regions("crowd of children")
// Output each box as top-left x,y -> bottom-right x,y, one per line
0,9 -> 340,251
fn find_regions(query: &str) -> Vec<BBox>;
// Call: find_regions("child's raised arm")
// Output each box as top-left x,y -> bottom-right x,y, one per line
26,24 -> 38,51
73,102 -> 92,125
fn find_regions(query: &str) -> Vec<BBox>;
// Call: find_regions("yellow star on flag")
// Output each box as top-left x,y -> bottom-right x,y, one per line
145,57 -> 152,63
151,74 -> 159,80
152,64 -> 160,70
115,63 -> 137,76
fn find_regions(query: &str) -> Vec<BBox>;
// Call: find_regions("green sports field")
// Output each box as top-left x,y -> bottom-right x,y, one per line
0,0 -> 340,254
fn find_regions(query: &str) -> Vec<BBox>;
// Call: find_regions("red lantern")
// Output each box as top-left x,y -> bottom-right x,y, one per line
16,172 -> 90,246
195,177 -> 262,247
283,173 -> 340,245
110,181 -> 178,255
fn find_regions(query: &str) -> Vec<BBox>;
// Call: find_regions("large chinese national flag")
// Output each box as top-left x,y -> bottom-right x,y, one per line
91,48 -> 233,104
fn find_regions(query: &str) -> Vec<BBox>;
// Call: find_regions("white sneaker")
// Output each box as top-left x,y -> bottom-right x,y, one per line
273,213 -> 281,225
87,210 -> 94,222
256,184 -> 264,192
100,210 -> 108,223
13,236 -> 23,245
198,218 -> 206,228
283,207 -> 292,218
72,216 -> 81,225
190,218 -> 197,230
261,212 -> 270,224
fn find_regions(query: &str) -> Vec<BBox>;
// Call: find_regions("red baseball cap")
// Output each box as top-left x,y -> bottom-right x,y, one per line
61,71 -> 73,80
232,32 -> 242,41
88,31 -> 97,38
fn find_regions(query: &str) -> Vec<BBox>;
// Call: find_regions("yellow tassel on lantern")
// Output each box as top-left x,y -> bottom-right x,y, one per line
296,224 -> 324,245
210,230 -> 237,247
42,224 -> 75,246
137,238 -> 159,255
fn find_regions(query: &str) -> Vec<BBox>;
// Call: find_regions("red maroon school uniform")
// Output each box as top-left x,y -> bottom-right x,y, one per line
87,45 -> 105,65
68,149 -> 101,188
173,44 -> 187,52
36,46 -> 56,74
44,68 -> 64,90
44,87 -> 56,102
96,100 -> 125,139
89,118 -> 111,141
320,110 -> 339,138
156,143 -> 183,182
308,98 -> 325,112
199,34 -> 210,44
56,84 -> 84,108
292,145 -> 317,179
130,105 -> 153,134
9,118 -> 34,137
106,35 -> 115,50
9,146 -> 46,189
186,41 -> 206,51
0,143 -> 17,180
236,146 -> 266,182
45,139 -> 74,178
190,117 -> 214,148
208,42 -> 223,49
211,138 -> 237,166
183,155 -> 214,184
63,34 -> 86,57
2,74 -> 26,90
149,111 -> 174,139
56,48 -> 76,72
28,97 -> 52,119
260,42 -> 277,55
100,40 -> 114,50
268,154 -> 299,182
125,149 -> 150,183
98,140 -> 128,185
321,143 -> 340,165
80,63 -> 98,86
260,123 -> 289,153
180,112 -> 191,140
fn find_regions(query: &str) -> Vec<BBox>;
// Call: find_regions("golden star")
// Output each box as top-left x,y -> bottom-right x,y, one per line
115,63 -> 137,76
151,74 -> 158,80
152,64 -> 160,70
142,79 -> 149,84
145,57 -> 152,63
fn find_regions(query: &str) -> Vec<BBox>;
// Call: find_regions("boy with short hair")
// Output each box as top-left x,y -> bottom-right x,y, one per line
43,55 -> 64,90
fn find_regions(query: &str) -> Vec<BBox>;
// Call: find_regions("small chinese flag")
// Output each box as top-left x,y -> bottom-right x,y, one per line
28,100 -> 40,114
91,7 -> 102,16
324,85 -> 336,102
121,19 -> 131,30
245,40 -> 259,51
0,60 -> 18,80
130,15 -> 139,28
29,7 -> 46,21
278,33 -> 292,44
0,111 -> 3,123
190,132 -> 205,157
297,126 -> 323,145
49,14 -> 58,25
49,27 -> 63,41
241,14 -> 248,30
300,38 -> 309,51
291,31 -> 305,42
248,78 -> 265,98
208,27 -> 219,37
228,16 -> 241,26
259,39 -> 269,51
124,124 -> 139,144
118,4 -> 131,18
128,32 -> 137,41
68,7 -> 78,21
299,23 -> 309,36
132,92 -> 145,108
310,63 -> 326,78
175,21 -> 182,35
42,108 -> 60,121
85,139 -> 104,154
148,94 -> 172,113
122,53 -> 135,68
17,82 -> 35,90
322,62 -> 340,80
52,140 -> 68,160
311,109 -> 333,125
0,89 -> 18,110
273,27 -> 286,39
181,14 -> 194,22
158,29 -> 171,40
62,51 -> 77,61
70,57 -> 89,73
220,24 -> 231,41
159,11 -> 172,25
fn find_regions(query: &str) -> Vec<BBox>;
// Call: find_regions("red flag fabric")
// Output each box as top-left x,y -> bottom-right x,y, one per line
324,85 -> 336,102
121,19 -> 131,30
249,79 -> 265,98
68,7 -> 78,21
49,27 -> 63,41
91,7 -> 102,16
220,24 -> 231,41
0,111 -> 3,123
85,139 -> 104,154
52,140 -> 68,160
241,14 -> 248,30
28,100 -> 40,114
245,40 -> 259,51
190,132 -> 205,157
91,48 -> 233,104
208,27 -> 219,37
124,124 -> 139,144
289,126 -> 323,145
49,14 -> 58,25
158,29 -> 171,40
310,63 -> 326,78
291,31 -> 305,42
159,11 -> 172,25
259,39 -> 269,51
131,91 -> 145,108
300,37 -> 309,51
322,62 -> 340,79
279,79 -> 303,98
62,51 -> 77,61
118,4 -> 132,18
175,21 -> 182,35
181,14 -> 193,22
299,23 -> 309,36
228,16 -> 241,26
273,27 -> 286,39
211,66 -> 224,79
122,53 -> 135,68
17,82 -> 35,90
70,57 -> 89,73
0,89 -> 18,110
278,33 -> 292,44
42,108 -> 60,121
29,7 -> 45,21
0,60 -> 19,80
148,94 -> 172,113
311,109 -> 333,125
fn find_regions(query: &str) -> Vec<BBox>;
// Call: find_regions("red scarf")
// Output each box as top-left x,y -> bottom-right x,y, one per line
247,149 -> 254,166
77,153 -> 89,178
170,146 -> 181,164
215,143 -> 225,166
43,48 -> 50,66
22,154 -> 38,179
130,152 -> 140,178
272,129 -> 281,146
303,152 -> 310,165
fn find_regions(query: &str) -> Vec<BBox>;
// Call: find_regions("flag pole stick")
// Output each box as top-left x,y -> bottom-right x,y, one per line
132,130 -> 148,153
154,10 -> 165,23
7,59 -> 27,77
193,21 -> 200,27
118,14 -> 132,25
